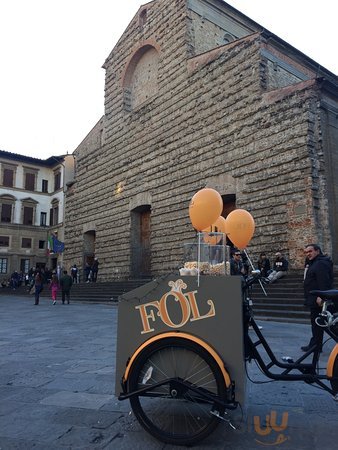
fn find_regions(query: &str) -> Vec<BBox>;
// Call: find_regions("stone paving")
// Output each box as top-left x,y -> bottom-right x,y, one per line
0,295 -> 337,449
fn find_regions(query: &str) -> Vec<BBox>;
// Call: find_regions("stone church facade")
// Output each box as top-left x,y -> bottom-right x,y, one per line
64,0 -> 338,281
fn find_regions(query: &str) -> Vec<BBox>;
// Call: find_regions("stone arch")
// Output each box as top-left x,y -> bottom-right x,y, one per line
83,229 -> 96,274
130,204 -> 151,278
129,194 -> 152,278
224,33 -> 235,44
0,194 -> 17,201
139,7 -> 148,28
122,42 -> 161,110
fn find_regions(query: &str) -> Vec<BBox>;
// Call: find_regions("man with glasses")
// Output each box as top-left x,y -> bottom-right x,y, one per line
301,244 -> 334,352
230,251 -> 246,276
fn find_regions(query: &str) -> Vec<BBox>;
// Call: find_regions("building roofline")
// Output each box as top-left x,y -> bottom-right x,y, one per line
261,29 -> 338,86
0,150 -> 67,167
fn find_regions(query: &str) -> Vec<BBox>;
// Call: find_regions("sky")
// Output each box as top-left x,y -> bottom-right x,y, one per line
1,0 -> 337,160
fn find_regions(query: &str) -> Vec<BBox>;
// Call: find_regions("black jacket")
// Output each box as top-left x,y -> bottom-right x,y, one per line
303,255 -> 333,307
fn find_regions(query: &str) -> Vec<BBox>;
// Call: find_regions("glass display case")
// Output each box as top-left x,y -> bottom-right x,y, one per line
181,232 -> 231,276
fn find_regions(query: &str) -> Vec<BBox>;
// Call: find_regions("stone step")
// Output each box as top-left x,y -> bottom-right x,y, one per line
0,279 -> 151,302
2,272 -> 336,324
253,308 -> 310,320
252,302 -> 308,311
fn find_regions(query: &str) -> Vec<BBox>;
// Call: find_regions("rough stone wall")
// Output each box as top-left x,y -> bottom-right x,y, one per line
264,59 -> 305,90
64,0 -> 334,279
64,118 -> 104,273
320,97 -> 338,257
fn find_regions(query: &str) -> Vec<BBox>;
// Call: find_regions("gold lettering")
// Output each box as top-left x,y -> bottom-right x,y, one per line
135,282 -> 216,334
135,302 -> 160,334
159,292 -> 190,328
186,292 -> 216,321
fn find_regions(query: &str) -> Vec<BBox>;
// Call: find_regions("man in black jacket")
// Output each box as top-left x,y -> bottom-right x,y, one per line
301,244 -> 334,352
60,270 -> 73,305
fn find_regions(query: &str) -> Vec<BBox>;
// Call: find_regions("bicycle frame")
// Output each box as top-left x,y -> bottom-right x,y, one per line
115,275 -> 338,446
244,288 -> 338,395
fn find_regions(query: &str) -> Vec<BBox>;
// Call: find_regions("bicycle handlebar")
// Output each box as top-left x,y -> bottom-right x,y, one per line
242,270 -> 266,290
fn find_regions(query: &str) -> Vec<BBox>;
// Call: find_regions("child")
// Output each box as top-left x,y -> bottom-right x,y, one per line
49,274 -> 60,305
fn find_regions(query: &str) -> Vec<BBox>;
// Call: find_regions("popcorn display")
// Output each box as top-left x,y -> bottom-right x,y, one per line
181,233 -> 230,276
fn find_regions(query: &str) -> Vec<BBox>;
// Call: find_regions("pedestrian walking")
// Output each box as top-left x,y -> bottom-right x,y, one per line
33,271 -> 43,305
60,270 -> 73,305
49,274 -> 60,305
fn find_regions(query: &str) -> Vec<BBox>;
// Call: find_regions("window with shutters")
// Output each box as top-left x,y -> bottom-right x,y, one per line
42,179 -> 48,193
25,172 -> 36,191
3,168 -> 14,187
54,171 -> 61,191
1,203 -> 12,223
23,206 -> 34,225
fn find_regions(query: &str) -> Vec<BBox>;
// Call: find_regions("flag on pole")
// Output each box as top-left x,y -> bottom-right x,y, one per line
52,235 -> 65,253
47,235 -> 54,255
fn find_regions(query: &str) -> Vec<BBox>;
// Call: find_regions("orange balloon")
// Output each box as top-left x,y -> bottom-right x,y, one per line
189,188 -> 223,231
202,216 -> 227,244
225,209 -> 255,249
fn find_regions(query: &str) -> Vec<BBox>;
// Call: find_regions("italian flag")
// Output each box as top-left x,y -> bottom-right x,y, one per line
47,235 -> 54,255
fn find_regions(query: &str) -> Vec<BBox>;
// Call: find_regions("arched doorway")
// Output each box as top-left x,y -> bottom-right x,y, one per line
130,205 -> 151,278
83,230 -> 96,276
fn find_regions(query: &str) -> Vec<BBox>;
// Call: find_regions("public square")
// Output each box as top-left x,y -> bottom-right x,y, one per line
0,295 -> 337,449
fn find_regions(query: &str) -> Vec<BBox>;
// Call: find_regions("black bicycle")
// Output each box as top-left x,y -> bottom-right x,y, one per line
118,272 -> 338,446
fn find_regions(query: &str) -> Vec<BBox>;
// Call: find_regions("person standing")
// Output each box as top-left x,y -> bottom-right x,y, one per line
301,244 -> 334,352
84,262 -> 91,283
71,264 -> 78,283
34,271 -> 43,305
60,270 -> 73,305
49,274 -> 60,305
91,258 -> 99,282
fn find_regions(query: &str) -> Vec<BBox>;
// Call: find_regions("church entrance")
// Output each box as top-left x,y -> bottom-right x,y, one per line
130,205 -> 151,278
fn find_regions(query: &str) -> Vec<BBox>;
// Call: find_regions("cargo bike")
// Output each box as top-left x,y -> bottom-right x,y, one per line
115,269 -> 338,446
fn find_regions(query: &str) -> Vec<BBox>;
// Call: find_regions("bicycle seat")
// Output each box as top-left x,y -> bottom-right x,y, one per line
310,289 -> 338,303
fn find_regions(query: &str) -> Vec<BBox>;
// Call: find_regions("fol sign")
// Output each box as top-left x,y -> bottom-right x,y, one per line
135,279 -> 216,334
115,274 -> 245,403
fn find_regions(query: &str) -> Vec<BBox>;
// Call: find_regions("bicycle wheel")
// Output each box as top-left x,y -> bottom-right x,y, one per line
330,354 -> 338,394
128,337 -> 228,446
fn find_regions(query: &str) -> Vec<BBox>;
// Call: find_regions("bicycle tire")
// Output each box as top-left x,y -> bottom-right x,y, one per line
128,337 -> 228,446
330,354 -> 338,394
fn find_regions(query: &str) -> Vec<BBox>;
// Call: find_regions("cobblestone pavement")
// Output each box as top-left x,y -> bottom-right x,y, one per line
0,296 -> 337,449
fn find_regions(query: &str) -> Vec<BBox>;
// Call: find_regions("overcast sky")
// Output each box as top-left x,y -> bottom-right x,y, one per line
1,0 -> 336,159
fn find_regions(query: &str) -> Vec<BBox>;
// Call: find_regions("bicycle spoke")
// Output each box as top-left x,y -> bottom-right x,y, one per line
128,337 -> 227,446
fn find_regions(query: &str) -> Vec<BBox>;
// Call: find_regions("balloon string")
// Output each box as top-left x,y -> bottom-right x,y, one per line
243,249 -> 267,296
197,233 -> 201,287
